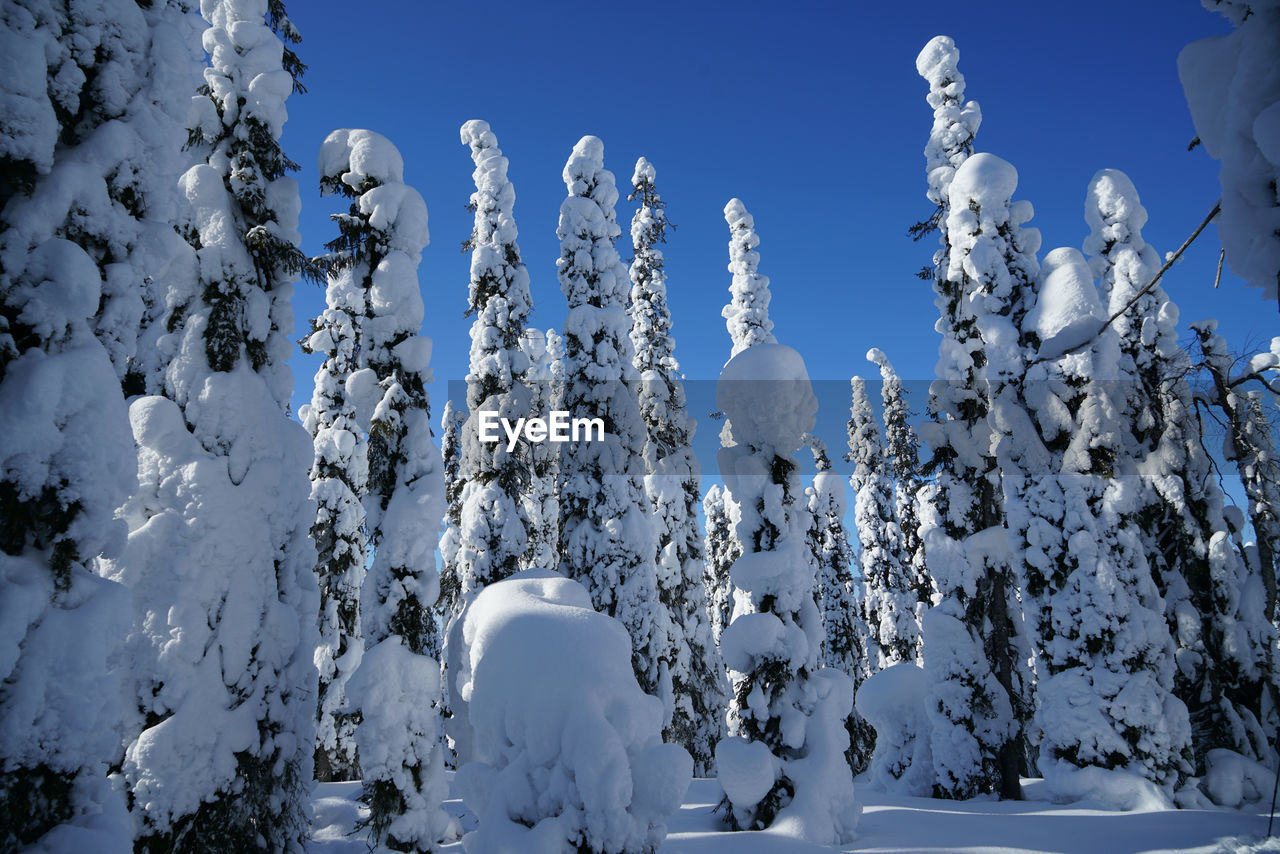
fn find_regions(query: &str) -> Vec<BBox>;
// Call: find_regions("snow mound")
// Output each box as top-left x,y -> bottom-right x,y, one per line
856,663 -> 934,796
319,128 -> 404,188
1202,748 -> 1278,808
949,152 -> 1017,209
1039,759 -> 1173,812
450,569 -> 691,854
717,343 -> 817,455
1029,246 -> 1105,357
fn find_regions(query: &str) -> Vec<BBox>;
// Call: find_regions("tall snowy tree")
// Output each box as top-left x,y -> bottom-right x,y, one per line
916,149 -> 1035,801
848,376 -> 918,669
103,2 -> 321,849
454,119 -> 533,597
806,437 -> 875,774
703,482 -> 739,647
628,156 -> 727,774
1084,169 -> 1275,773
868,346 -> 930,650
722,198 -> 776,359
1015,246 -> 1192,796
438,399 -> 465,629
554,135 -> 664,696
315,129 -> 455,851
0,1 -> 198,845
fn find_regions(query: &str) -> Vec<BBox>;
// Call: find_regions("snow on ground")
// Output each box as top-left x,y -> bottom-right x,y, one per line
309,775 -> 1279,853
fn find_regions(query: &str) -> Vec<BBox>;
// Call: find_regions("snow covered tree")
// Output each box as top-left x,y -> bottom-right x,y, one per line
0,0 -> 198,844
455,119 -> 533,597
1179,0 -> 1280,306
104,2 -> 321,849
520,327 -> 559,572
300,225 -> 369,782
916,148 -> 1035,801
806,437 -> 875,774
1084,169 -> 1274,774
313,128 -> 454,851
848,376 -> 918,669
703,482 -> 739,647
438,399 -> 465,628
1016,246 -> 1191,797
554,135 -> 664,696
868,346 -> 930,649
722,198 -> 776,358
715,343 -> 859,842
628,156 -> 727,774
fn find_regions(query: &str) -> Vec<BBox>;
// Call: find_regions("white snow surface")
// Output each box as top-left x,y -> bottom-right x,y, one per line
1028,246 -> 1105,357
448,569 -> 691,854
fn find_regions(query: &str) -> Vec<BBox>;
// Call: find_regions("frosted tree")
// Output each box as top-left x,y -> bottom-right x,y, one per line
916,150 -> 1035,801
868,347 -> 930,648
1016,247 -> 1192,797
806,437 -> 875,774
703,482 -> 739,646
555,135 -> 664,696
314,129 -> 454,850
848,376 -> 918,669
629,156 -> 727,773
104,2 -> 321,849
722,198 -> 776,358
1084,169 -> 1274,773
455,119 -> 533,597
1179,0 -> 1280,305
715,343 -> 859,842
0,0 -> 199,844
520,328 -> 559,572
438,399 -> 465,628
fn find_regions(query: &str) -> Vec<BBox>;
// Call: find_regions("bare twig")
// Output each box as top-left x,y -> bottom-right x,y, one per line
1214,248 -> 1224,289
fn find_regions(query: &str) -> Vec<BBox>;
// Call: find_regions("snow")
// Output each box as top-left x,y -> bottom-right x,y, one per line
1028,246 -> 1104,357
856,663 -> 934,797
447,569 -> 691,854
716,342 -> 817,456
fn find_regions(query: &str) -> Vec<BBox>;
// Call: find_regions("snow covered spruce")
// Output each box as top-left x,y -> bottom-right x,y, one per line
309,128 -> 455,850
447,570 -> 691,854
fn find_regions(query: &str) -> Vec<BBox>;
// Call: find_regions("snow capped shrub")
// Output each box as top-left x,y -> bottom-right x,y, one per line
856,663 -> 934,796
450,569 -> 691,854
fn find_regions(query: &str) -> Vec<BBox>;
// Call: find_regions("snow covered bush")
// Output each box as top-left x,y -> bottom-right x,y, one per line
715,342 -> 859,843
449,569 -> 691,854
856,663 -> 934,796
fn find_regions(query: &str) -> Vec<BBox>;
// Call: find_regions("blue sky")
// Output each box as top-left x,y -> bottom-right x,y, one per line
280,1 -> 1267,475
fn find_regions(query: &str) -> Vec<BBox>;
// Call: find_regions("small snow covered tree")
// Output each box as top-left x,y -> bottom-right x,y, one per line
868,347 -> 930,649
806,437 -> 875,774
520,328 -> 560,572
455,119 -> 533,597
703,482 -> 739,647
1084,169 -> 1274,773
554,136 -> 664,696
722,199 -> 776,358
311,129 -> 454,851
715,343 -> 859,842
105,2 -> 321,849
1179,0 -> 1280,306
629,157 -> 726,774
848,376 -> 918,669
438,399 -> 465,628
0,0 -> 198,844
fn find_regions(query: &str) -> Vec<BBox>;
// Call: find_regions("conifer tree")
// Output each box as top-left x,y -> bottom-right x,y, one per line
315,129 -> 454,851
106,2 -> 321,848
848,376 -> 918,669
1085,170 -> 1275,772
520,328 -> 560,571
628,157 -> 726,774
722,199 -> 776,359
300,226 -> 369,782
438,400 -> 465,629
703,483 -> 739,646
555,136 -> 664,696
806,437 -> 875,774
0,1 -> 197,845
868,347 -> 930,652
455,119 -> 533,596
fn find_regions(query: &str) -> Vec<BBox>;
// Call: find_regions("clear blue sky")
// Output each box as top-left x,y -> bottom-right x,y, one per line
281,1 -> 1266,476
